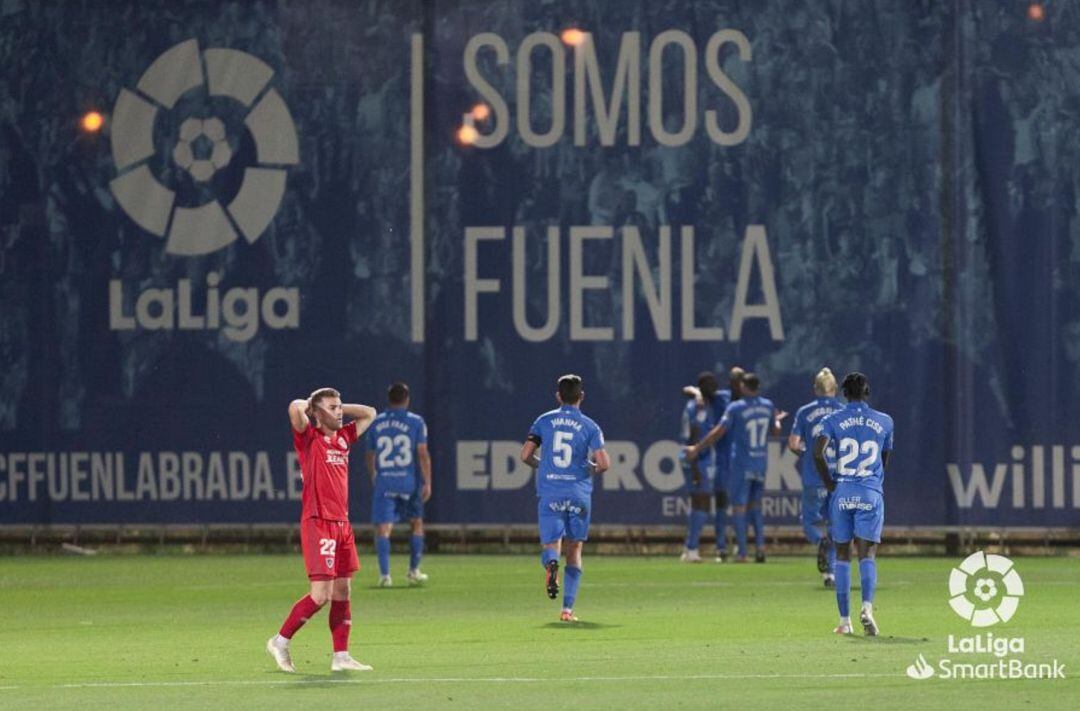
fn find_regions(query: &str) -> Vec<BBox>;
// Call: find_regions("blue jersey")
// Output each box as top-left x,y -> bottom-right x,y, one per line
719,395 -> 776,477
711,389 -> 734,475
528,405 -> 606,501
681,399 -> 718,465
363,408 -> 428,494
818,401 -> 894,493
791,396 -> 843,487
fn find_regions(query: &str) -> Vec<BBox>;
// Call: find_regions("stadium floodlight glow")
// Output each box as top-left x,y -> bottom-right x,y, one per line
561,28 -> 587,46
471,103 -> 491,121
81,111 -> 104,132
457,123 -> 479,145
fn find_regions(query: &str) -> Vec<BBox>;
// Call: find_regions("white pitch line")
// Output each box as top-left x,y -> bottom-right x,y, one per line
0,672 -> 901,691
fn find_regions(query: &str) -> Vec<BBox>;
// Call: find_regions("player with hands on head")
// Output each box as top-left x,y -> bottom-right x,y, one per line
267,387 -> 376,673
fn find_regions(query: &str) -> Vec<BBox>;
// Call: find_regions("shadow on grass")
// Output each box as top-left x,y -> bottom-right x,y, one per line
846,635 -> 929,645
540,621 -> 621,630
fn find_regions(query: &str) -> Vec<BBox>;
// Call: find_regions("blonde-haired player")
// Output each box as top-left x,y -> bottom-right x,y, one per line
787,368 -> 843,586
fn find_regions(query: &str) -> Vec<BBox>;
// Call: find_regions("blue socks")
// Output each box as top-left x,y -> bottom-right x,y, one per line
715,508 -> 728,552
376,536 -> 391,576
685,510 -> 707,550
410,534 -> 424,570
750,507 -> 764,550
734,511 -> 748,557
563,566 -> 582,610
835,560 -> 851,617
860,558 -> 877,604
541,547 -> 558,568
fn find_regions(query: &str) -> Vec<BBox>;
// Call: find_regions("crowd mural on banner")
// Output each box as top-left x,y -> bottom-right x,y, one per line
1,0 -> 1079,527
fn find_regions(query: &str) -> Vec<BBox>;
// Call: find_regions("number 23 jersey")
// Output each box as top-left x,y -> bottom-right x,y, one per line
363,408 -> 428,494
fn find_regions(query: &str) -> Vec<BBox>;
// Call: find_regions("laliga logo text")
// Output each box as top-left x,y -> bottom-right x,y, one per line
108,39 -> 301,342
904,551 -> 1065,681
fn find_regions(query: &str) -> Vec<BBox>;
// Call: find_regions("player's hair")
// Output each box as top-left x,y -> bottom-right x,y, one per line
841,372 -> 870,400
741,372 -> 761,393
388,381 -> 410,405
813,367 -> 838,396
308,386 -> 341,410
697,371 -> 719,400
557,374 -> 584,404
309,387 -> 340,408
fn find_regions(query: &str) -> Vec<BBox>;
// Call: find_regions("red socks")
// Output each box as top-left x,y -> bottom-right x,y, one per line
329,600 -> 351,652
279,594 -> 323,639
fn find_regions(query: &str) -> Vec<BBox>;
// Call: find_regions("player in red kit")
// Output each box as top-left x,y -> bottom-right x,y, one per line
266,387 -> 377,673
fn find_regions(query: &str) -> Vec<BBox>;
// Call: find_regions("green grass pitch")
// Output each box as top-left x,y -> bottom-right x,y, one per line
1,553 -> 1076,709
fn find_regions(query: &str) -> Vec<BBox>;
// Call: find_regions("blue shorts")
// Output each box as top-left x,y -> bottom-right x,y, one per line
372,489 -> 424,524
680,451 -> 716,495
538,497 -> 591,544
829,483 -> 884,543
732,473 -> 765,507
801,486 -> 830,529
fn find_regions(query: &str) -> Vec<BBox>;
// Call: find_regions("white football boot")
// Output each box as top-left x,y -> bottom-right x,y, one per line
331,651 -> 373,672
266,635 -> 296,673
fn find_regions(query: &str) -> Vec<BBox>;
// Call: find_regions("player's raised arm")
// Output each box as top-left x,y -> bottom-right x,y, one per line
417,442 -> 432,502
342,403 -> 377,436
289,398 -> 311,433
812,435 -> 834,491
770,408 -> 788,436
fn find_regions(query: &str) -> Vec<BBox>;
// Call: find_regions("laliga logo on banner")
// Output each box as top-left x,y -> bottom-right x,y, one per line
109,39 -> 299,254
947,551 -> 1024,627
107,40 -> 302,342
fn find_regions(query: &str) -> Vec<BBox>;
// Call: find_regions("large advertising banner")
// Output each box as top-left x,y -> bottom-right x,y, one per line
1,1 -> 1078,528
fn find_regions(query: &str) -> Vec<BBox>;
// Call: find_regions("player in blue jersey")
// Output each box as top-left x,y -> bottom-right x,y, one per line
687,373 -> 784,563
520,374 -> 610,622
788,367 -> 843,587
363,382 -> 432,587
813,372 -> 893,636
678,371 -> 720,563
682,367 -> 744,562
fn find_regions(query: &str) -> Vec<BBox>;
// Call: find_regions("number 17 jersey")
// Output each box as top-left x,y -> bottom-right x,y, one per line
527,405 -> 605,500
819,401 -> 894,493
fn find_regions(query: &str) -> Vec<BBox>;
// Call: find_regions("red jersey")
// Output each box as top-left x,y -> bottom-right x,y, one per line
293,420 -> 359,521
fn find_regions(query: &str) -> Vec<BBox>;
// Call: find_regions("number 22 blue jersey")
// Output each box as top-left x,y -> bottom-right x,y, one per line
528,405 -> 605,501
818,401 -> 894,493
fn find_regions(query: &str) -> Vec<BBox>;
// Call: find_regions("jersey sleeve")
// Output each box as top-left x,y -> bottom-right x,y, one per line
526,416 -> 544,445
818,415 -> 836,445
361,422 -> 374,450
791,406 -> 807,440
341,420 -> 359,446
719,402 -> 736,429
883,417 -> 894,451
292,422 -> 313,450
680,401 -> 693,442
416,417 -> 428,445
587,422 -> 606,452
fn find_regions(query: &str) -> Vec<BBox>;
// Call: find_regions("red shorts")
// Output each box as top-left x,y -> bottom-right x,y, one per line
300,518 -> 360,581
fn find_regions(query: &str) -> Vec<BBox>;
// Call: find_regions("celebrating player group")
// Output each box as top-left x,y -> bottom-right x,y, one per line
680,366 -> 893,637
266,365 -> 891,673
